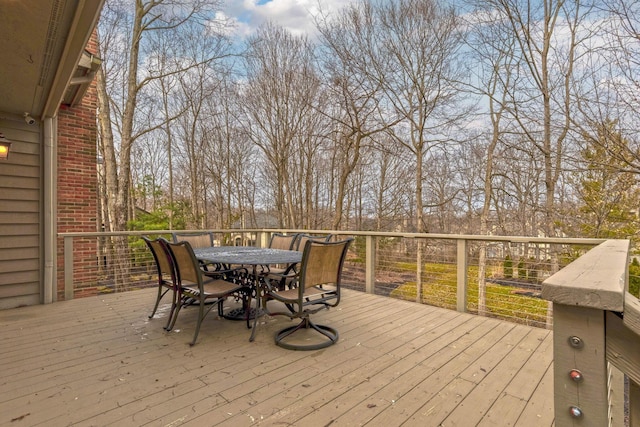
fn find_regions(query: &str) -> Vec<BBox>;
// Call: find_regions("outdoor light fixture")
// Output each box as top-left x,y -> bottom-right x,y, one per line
0,133 -> 11,160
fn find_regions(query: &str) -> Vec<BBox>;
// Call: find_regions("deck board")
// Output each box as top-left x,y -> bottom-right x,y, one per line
443,328 -> 546,426
0,288 -> 554,426
362,319 -> 513,426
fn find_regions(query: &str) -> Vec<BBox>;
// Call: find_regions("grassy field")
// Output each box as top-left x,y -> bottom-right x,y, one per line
388,261 -> 549,328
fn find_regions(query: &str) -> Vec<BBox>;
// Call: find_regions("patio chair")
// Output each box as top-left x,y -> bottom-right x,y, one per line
269,234 -> 334,290
294,233 -> 333,251
172,231 -> 214,248
142,236 -> 178,330
262,238 -> 353,350
268,233 -> 299,250
260,233 -> 299,279
165,240 -> 249,346
172,231 -> 235,276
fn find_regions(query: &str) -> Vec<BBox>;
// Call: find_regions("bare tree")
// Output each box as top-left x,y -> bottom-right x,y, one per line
130,129 -> 168,212
462,2 -> 519,314
569,0 -> 640,181
202,80 -> 258,235
486,0 -> 594,243
315,1 -> 400,230
241,23 -> 319,228
372,0 -> 467,302
367,139 -> 413,232
297,100 -> 332,229
316,0 -> 467,302
603,0 -> 640,136
98,0 -> 232,227
96,0 -> 230,289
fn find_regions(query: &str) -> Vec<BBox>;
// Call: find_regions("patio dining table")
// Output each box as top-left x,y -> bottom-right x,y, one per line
193,246 -> 302,341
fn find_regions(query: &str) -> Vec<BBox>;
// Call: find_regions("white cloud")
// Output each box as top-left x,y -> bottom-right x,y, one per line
223,0 -> 352,38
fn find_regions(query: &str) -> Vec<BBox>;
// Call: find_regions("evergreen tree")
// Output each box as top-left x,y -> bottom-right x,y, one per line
575,121 -> 640,241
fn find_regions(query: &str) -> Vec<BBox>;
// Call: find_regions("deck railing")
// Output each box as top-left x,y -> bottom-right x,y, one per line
542,239 -> 639,426
59,229 -> 604,324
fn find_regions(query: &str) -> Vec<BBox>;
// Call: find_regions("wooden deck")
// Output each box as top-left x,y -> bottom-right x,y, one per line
0,288 -> 554,426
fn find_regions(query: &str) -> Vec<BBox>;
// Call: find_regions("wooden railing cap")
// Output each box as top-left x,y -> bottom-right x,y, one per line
542,239 -> 629,311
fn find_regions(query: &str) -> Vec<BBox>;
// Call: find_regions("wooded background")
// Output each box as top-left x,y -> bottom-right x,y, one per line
95,0 -> 640,245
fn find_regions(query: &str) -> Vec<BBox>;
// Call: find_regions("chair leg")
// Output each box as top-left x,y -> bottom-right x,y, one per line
163,288 -> 178,330
249,296 -> 259,342
274,318 -> 339,351
242,290 -> 251,329
217,299 -> 225,317
149,286 -> 169,318
190,299 -> 206,346
166,293 -> 186,332
249,289 -> 268,341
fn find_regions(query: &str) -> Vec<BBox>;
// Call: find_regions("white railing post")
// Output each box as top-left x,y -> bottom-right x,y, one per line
365,235 -> 375,294
457,239 -> 467,312
64,235 -> 74,300
256,231 -> 268,248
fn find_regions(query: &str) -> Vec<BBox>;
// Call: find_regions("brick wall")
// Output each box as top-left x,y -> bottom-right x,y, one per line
56,31 -> 99,300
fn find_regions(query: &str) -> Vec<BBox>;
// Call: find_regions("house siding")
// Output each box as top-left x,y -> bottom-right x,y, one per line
0,33 -> 99,308
0,119 -> 42,309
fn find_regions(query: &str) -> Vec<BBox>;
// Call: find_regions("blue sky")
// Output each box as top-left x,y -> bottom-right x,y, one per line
221,0 -> 353,37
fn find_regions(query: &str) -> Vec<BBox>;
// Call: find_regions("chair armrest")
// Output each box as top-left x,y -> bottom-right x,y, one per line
264,267 -> 300,291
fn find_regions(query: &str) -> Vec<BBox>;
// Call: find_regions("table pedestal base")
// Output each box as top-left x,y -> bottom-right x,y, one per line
223,307 -> 263,321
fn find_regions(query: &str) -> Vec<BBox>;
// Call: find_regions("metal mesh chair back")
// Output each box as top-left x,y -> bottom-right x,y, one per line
295,234 -> 332,251
142,236 -> 178,327
144,237 -> 174,280
268,233 -> 298,250
167,241 -> 202,287
300,239 -> 350,291
172,232 -> 214,248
